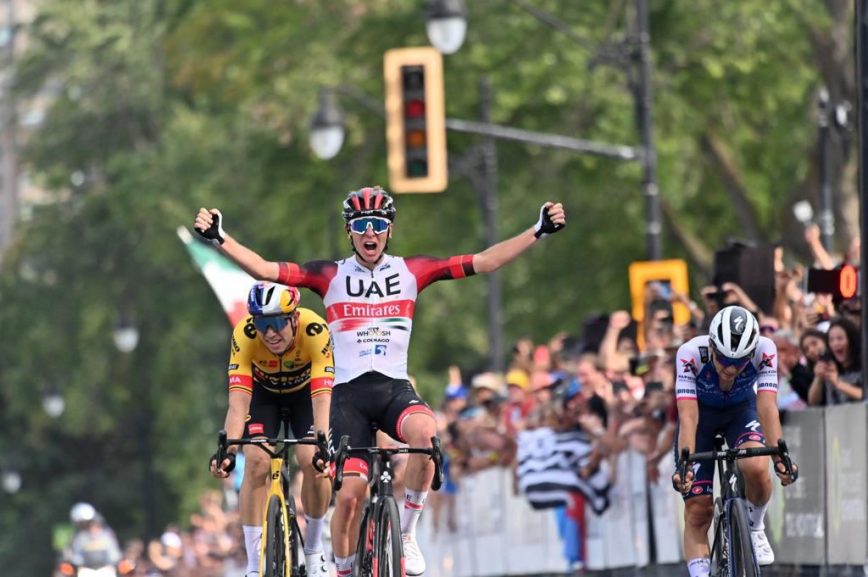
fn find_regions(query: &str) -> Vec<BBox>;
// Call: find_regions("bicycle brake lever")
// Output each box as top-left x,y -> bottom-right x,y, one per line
430,436 -> 443,492
776,439 -> 799,482
333,435 -> 350,492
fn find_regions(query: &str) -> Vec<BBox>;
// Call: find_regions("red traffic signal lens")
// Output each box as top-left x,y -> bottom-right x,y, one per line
405,99 -> 425,118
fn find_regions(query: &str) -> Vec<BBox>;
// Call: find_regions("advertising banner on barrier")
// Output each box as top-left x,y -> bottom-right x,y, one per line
825,403 -> 867,564
767,408 -> 826,564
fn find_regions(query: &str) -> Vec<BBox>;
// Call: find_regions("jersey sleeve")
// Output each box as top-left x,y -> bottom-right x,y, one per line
277,260 -> 336,298
405,255 -> 476,292
754,337 -> 779,395
228,318 -> 256,395
675,342 -> 699,402
300,310 -> 335,398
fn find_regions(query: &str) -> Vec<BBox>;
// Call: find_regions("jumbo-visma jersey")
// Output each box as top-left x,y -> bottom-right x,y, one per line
675,335 -> 778,408
228,308 -> 335,397
277,253 -> 475,384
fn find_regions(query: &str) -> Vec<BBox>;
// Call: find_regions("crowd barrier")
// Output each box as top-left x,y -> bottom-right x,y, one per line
418,404 -> 868,576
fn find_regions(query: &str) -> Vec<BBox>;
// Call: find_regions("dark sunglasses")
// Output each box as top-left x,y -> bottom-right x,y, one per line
349,217 -> 390,235
712,346 -> 751,369
252,315 -> 293,334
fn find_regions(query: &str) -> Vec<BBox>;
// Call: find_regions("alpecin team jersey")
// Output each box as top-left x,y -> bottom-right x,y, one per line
277,253 -> 475,384
228,308 -> 335,397
675,335 -> 778,408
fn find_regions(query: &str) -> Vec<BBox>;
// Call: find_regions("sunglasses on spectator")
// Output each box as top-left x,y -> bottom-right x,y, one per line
252,315 -> 293,334
759,325 -> 777,334
349,217 -> 390,235
711,346 -> 751,369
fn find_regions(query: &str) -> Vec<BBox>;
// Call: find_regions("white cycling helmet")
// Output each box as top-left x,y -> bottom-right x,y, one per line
708,305 -> 759,360
70,502 -> 97,524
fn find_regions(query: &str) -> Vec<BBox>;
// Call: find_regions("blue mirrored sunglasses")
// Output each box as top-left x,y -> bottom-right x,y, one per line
349,217 -> 390,235
712,345 -> 750,368
252,315 -> 292,334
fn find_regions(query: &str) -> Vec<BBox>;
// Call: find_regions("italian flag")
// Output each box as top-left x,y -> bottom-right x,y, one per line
176,226 -> 254,325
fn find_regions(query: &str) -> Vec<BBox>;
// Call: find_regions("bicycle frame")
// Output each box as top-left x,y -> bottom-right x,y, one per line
332,435 -> 444,577
217,429 -> 328,577
680,437 -> 795,577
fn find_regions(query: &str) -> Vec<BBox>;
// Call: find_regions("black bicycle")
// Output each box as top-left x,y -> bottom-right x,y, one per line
217,429 -> 329,577
677,435 -> 797,577
332,435 -> 444,577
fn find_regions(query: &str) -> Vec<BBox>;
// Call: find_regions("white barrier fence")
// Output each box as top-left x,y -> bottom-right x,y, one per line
417,449 -> 685,577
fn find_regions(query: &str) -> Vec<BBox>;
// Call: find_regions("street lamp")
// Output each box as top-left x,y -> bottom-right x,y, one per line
309,88 -> 346,160
113,313 -> 139,353
424,0 -> 468,55
42,386 -> 65,418
1,469 -> 21,494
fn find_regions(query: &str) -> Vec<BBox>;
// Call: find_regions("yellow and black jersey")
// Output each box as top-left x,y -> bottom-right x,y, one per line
227,308 -> 334,397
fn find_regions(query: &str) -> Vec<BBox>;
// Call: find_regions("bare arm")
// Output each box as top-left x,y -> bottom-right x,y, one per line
224,391 -> 252,451
472,202 -> 566,274
675,399 -> 698,456
756,392 -> 783,448
194,208 -> 281,281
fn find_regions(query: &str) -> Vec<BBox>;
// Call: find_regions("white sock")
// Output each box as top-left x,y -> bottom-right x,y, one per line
335,554 -> 355,576
303,514 -> 325,555
243,525 -> 262,574
687,557 -> 710,577
401,489 -> 428,535
748,500 -> 769,531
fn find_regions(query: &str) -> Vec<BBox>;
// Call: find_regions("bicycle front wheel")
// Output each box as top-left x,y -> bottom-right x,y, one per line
353,504 -> 374,577
263,494 -> 291,577
374,497 -> 403,577
727,499 -> 759,577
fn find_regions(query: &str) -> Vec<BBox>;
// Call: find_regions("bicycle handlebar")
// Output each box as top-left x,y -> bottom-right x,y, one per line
216,429 -> 328,461
682,439 -> 798,482
332,434 -> 444,492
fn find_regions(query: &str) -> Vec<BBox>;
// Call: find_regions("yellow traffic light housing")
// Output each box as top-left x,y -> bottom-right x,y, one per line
384,47 -> 448,193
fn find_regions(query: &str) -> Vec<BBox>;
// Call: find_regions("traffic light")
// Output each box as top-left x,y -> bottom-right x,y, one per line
628,259 -> 690,350
384,47 -> 448,193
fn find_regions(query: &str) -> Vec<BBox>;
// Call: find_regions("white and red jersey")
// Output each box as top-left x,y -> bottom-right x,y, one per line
277,253 -> 475,384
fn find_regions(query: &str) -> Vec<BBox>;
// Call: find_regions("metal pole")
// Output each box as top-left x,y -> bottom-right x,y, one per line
818,88 -> 835,251
856,0 -> 868,400
635,0 -> 662,261
479,77 -> 504,372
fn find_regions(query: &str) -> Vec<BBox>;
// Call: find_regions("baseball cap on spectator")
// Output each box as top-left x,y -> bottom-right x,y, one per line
505,368 -> 530,391
472,372 -> 504,393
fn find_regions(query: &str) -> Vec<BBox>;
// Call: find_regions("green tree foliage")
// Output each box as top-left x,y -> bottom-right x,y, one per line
0,1 -> 851,573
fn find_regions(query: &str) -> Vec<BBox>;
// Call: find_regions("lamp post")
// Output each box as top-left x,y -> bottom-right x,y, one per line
424,0 -> 468,55
112,313 -> 139,354
309,88 -> 345,161
42,386 -> 65,419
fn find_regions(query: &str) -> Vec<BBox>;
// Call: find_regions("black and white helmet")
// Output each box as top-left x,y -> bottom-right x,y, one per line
708,305 -> 759,359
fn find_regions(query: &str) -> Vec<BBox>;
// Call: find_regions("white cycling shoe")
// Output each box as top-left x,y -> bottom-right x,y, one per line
750,529 -> 775,566
305,552 -> 330,577
402,533 -> 426,576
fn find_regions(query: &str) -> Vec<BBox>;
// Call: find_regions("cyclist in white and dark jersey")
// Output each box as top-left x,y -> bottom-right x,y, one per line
671,306 -> 798,577
194,186 -> 566,576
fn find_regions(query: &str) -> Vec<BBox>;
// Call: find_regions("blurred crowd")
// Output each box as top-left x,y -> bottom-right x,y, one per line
425,222 -> 862,532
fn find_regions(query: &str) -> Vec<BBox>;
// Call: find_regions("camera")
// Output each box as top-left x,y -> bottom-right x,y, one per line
820,351 -> 835,363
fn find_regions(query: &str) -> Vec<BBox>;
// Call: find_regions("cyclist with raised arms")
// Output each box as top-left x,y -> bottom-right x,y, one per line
671,305 -> 799,577
210,282 -> 333,577
195,186 -> 566,576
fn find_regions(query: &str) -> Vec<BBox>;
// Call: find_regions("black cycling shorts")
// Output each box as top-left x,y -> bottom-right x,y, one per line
246,385 -> 314,440
330,372 -> 434,478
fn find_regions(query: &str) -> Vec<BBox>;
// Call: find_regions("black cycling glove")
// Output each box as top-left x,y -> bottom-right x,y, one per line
210,451 -> 236,474
533,204 -> 564,238
195,210 -> 226,246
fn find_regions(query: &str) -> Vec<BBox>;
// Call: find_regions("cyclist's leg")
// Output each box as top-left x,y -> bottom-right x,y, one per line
675,410 -> 717,577
330,383 -> 375,577
242,389 -> 281,576
726,404 -> 773,564
285,389 -> 331,572
382,380 -> 435,576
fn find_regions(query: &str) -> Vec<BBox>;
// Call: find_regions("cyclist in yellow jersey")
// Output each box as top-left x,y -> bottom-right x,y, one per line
211,282 -> 334,577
